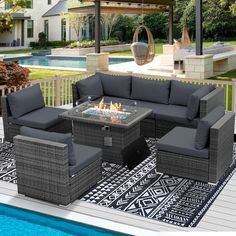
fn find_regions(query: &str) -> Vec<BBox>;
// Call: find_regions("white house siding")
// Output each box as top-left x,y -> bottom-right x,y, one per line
24,0 -> 60,46
0,20 -> 22,46
43,16 -> 78,42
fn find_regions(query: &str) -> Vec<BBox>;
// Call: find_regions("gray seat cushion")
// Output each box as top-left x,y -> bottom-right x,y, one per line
157,127 -> 209,159
7,84 -> 45,119
186,86 -> 212,120
9,107 -> 66,130
77,73 -> 103,100
20,126 -> 76,166
169,81 -> 203,106
195,106 -> 225,150
98,72 -> 131,99
135,101 -> 168,119
155,105 -> 199,127
131,77 -> 170,104
69,143 -> 102,177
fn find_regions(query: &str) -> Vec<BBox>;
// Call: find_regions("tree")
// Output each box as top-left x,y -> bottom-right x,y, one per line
0,0 -> 25,33
220,0 -> 236,15
62,12 -> 88,42
102,14 -> 119,40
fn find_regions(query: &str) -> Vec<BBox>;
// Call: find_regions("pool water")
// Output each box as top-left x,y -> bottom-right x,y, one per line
5,56 -> 133,69
0,203 -> 128,236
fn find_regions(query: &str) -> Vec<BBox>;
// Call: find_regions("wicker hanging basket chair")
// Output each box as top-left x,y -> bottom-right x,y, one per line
131,25 -> 155,66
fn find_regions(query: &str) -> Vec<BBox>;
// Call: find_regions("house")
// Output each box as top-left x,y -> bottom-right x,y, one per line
0,0 -> 82,47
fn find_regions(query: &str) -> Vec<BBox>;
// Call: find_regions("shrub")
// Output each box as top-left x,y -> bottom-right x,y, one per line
0,61 -> 30,88
29,40 -> 74,49
38,32 -> 47,48
66,39 -> 120,49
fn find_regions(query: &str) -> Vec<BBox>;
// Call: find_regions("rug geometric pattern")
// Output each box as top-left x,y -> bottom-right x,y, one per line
0,140 -> 235,227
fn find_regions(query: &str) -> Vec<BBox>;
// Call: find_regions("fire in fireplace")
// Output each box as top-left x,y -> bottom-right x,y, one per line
82,99 -> 131,122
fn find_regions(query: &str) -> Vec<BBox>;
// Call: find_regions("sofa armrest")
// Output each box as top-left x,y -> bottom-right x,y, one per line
14,135 -> 70,181
14,135 -> 71,205
209,112 -> 235,183
199,88 -> 224,119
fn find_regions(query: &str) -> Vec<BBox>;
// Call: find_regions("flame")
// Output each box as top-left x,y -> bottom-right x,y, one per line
96,99 -> 122,112
94,99 -> 122,123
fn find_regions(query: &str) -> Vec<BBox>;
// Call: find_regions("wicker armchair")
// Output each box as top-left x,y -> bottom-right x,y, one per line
1,95 -> 72,142
156,112 -> 235,183
14,135 -> 102,205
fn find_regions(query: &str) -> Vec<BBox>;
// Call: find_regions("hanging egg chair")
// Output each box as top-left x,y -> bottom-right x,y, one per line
131,25 -> 155,66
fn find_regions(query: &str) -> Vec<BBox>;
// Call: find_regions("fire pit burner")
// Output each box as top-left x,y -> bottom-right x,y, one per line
82,99 -> 131,120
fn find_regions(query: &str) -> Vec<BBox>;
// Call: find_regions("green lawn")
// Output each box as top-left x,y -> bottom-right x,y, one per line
2,41 -> 236,57
0,49 -> 49,54
110,41 -> 236,56
28,68 -> 80,80
211,69 -> 236,81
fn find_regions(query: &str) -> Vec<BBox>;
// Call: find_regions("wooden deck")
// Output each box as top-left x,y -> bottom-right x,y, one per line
0,116 -> 236,233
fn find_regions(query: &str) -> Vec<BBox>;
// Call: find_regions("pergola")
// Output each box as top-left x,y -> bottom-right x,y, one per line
73,0 -> 203,56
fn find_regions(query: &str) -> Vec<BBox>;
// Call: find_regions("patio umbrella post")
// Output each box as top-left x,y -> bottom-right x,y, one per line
95,0 -> 101,53
196,0 -> 203,55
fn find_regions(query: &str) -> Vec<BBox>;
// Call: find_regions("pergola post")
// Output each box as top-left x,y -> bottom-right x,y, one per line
95,0 -> 101,53
196,0 -> 203,55
168,5 -> 174,45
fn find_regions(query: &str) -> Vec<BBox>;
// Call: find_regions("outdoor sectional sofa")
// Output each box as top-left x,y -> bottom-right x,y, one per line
1,84 -> 72,142
72,72 -> 224,138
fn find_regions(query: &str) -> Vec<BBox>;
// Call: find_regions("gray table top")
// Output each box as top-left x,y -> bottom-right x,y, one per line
59,101 -> 152,129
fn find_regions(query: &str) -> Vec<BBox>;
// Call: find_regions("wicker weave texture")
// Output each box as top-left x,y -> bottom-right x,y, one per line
73,122 -> 140,164
209,112 -> 235,183
14,135 -> 102,205
157,151 -> 209,182
157,112 -> 235,183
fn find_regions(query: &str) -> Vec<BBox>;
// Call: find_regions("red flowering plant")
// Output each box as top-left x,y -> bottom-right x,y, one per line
0,61 -> 30,88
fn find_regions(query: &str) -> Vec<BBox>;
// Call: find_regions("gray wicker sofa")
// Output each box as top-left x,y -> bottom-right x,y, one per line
156,106 -> 235,183
72,72 -> 224,138
14,127 -> 102,205
1,84 -> 72,142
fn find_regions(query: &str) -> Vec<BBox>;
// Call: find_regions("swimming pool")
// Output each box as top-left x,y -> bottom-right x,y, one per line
5,56 -> 133,69
0,203 -> 128,236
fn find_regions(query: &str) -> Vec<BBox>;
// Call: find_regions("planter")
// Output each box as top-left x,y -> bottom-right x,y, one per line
51,44 -> 131,56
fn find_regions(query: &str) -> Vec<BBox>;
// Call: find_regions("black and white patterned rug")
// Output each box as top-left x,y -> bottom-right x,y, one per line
0,140 -> 236,227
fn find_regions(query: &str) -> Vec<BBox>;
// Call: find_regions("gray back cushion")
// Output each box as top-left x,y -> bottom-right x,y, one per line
169,81 -> 203,106
98,72 -> 131,99
186,86 -> 212,120
131,77 -> 170,104
195,106 -> 225,150
7,84 -> 45,119
20,126 -> 76,166
77,73 -> 103,100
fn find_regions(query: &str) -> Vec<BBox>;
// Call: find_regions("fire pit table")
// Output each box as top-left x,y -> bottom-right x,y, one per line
59,100 -> 152,164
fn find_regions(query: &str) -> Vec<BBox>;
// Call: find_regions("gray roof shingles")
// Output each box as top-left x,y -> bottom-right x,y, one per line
42,0 -> 68,17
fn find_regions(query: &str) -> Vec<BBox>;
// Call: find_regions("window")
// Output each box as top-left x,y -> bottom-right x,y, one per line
44,20 -> 49,40
25,0 -> 33,9
61,19 -> 66,41
5,2 -> 13,9
48,0 -> 52,4
27,20 -> 34,38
